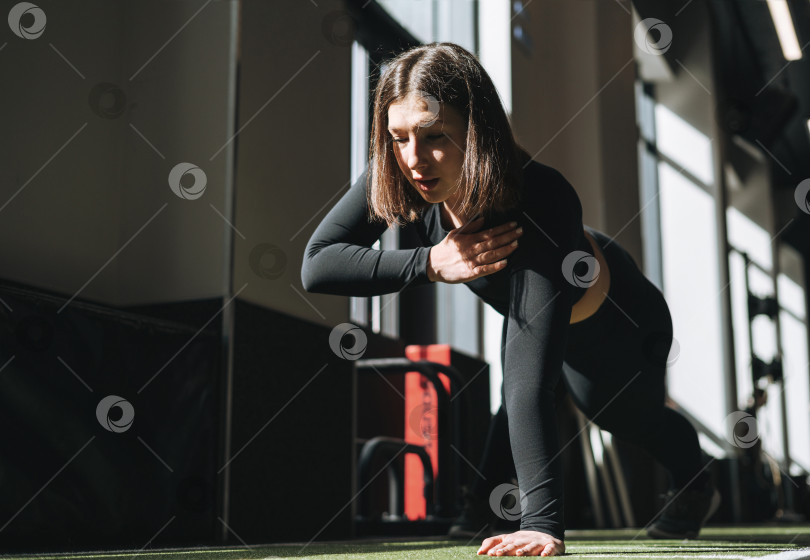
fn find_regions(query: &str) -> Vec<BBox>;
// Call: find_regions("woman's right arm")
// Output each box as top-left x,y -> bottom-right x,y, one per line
300,166 -> 434,297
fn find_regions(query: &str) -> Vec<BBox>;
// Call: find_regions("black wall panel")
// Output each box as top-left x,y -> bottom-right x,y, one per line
0,281 -> 221,553
225,299 -> 355,543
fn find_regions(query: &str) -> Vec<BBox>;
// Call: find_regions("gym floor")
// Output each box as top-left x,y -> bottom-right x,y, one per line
3,526 -> 810,560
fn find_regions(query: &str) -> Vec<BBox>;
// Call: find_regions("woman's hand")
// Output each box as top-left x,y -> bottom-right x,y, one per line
477,530 -> 565,557
427,217 -> 524,283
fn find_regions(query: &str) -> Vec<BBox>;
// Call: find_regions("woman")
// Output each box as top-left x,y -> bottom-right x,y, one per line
301,42 -> 720,557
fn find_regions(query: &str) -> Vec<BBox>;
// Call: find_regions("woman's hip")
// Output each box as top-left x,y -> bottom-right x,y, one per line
564,228 -> 673,375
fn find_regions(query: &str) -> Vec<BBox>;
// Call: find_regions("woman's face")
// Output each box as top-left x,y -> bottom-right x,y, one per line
387,93 -> 467,210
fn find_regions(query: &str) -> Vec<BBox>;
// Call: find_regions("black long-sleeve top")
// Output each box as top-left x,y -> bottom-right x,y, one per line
301,158 -> 592,540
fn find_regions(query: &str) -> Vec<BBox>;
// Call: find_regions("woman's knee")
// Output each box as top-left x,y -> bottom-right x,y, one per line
596,407 -> 667,443
570,379 -> 667,439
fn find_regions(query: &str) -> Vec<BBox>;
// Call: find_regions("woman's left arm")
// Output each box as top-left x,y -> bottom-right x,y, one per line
300,166 -> 434,297
499,170 -> 585,542
500,259 -> 574,541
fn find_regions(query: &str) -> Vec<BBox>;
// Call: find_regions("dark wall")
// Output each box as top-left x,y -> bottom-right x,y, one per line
0,280 -> 221,553
225,299 -> 357,542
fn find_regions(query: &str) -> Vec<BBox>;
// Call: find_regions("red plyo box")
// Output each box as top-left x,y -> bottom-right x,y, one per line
403,344 -> 453,520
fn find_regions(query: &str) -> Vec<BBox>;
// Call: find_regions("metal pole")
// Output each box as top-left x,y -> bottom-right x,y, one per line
707,2 -> 743,520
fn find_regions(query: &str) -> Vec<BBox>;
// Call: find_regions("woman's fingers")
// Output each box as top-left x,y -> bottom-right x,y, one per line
514,542 -> 543,556
477,535 -> 505,555
540,542 -> 557,556
478,531 -> 565,557
477,223 -> 523,253
497,543 -> 518,555
476,237 -> 519,268
435,219 -> 524,283
457,218 -> 520,240
465,223 -> 522,267
478,220 -> 520,242
471,259 -> 507,278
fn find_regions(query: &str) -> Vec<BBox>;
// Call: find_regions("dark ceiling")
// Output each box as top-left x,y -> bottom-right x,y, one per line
708,0 -> 809,184
633,0 -> 810,253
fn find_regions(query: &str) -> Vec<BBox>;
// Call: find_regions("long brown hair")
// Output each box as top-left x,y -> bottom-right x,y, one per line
367,42 -> 532,228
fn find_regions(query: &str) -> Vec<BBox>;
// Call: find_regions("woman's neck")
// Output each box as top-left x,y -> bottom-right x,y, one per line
440,202 -> 470,230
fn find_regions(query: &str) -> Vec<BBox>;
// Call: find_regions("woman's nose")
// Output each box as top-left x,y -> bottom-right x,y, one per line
406,139 -> 429,168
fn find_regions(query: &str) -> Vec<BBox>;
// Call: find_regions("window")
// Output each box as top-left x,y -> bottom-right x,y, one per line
727,180 -> 809,473
637,79 -> 810,476
348,1 -> 481,351
349,43 -> 399,337
636,82 -> 728,446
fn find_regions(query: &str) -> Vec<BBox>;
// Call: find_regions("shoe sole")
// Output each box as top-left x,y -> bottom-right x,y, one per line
646,488 -> 722,540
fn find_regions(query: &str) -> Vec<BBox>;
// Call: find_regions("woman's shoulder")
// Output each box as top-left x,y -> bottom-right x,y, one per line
518,159 -> 583,218
522,159 -> 578,197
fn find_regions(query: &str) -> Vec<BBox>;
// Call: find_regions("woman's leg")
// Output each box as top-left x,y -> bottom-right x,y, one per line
469,316 -> 516,497
562,230 -> 709,491
449,319 -> 517,537
469,404 -> 514,496
563,231 -> 722,540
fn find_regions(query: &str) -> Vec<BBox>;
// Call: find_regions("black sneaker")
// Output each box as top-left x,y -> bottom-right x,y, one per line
448,485 -> 497,539
646,482 -> 721,539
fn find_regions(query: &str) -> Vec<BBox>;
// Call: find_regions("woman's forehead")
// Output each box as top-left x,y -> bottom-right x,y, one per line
389,97 -> 440,125
388,97 -> 461,130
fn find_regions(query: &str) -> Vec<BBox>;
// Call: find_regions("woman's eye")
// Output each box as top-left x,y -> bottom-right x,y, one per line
392,134 -> 444,144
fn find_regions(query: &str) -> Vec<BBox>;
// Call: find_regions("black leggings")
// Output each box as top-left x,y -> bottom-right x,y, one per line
471,228 -> 706,500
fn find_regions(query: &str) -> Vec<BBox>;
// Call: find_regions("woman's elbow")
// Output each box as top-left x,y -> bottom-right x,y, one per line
300,255 -> 320,293
301,243 -> 338,293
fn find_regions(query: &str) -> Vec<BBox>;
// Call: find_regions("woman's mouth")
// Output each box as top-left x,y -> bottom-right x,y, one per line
416,178 -> 439,191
